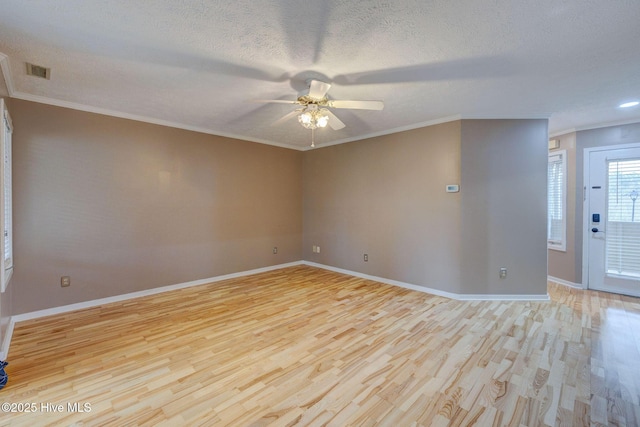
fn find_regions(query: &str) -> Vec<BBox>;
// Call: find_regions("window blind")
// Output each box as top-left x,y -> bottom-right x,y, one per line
606,159 -> 640,278
0,101 -> 12,293
548,152 -> 565,249
3,110 -> 11,270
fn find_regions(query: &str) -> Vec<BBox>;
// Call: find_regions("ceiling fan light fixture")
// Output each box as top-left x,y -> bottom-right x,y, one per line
619,101 -> 639,108
316,111 -> 329,128
257,79 -> 382,133
297,108 -> 329,129
298,111 -> 313,126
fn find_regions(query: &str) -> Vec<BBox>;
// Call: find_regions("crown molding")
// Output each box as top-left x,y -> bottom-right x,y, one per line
548,128 -> 577,138
549,117 -> 640,138
10,90 -> 302,151
303,115 -> 463,151
0,52 -> 15,96
0,50 -> 304,150
9,85 -> 466,152
0,51 -> 460,151
461,113 -> 551,120
305,114 -> 558,151
9,52 -> 637,151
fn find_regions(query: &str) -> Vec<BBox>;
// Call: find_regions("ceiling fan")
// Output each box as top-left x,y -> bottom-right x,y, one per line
254,79 -> 384,146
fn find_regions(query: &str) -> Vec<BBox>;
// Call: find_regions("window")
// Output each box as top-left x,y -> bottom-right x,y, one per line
548,149 -> 566,251
1,99 -> 12,292
606,158 -> 640,278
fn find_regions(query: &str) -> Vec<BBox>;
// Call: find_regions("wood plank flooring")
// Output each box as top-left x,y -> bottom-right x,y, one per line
1,265 -> 640,426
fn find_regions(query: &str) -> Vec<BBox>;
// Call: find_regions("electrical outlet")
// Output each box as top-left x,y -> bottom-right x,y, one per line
364,254 -> 368,262
273,247 -> 278,254
499,268 -> 507,279
61,276 -> 71,287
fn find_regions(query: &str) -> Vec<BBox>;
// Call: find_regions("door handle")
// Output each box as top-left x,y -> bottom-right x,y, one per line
591,227 -> 605,233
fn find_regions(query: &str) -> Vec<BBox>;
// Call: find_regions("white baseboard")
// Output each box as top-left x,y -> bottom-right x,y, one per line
302,261 -> 461,299
12,261 -> 304,323
1,260 -> 551,360
0,318 -> 14,360
548,275 -> 584,289
1,261 -> 304,359
588,284 -> 640,298
303,261 -> 550,302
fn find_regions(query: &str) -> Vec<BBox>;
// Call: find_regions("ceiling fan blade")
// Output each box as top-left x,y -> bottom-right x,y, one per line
333,55 -> 519,85
325,110 -> 346,130
308,80 -> 331,99
271,110 -> 300,126
252,99 -> 299,104
330,100 -> 384,110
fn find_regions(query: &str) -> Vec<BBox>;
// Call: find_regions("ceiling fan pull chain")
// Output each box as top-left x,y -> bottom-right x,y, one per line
311,128 -> 315,148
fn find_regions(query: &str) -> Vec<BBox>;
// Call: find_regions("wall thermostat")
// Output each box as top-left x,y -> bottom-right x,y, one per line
446,184 -> 460,193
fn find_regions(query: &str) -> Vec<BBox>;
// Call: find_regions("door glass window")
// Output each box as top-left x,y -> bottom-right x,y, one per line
606,158 -> 640,278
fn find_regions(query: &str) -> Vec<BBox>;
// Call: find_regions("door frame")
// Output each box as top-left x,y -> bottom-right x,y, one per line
582,142 -> 640,290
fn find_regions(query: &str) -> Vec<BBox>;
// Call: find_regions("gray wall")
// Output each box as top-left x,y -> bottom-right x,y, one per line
460,120 -> 548,295
11,99 -> 303,314
303,121 -> 463,293
304,119 -> 549,296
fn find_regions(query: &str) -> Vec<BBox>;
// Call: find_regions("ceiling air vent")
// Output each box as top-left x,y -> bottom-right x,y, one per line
26,62 -> 51,80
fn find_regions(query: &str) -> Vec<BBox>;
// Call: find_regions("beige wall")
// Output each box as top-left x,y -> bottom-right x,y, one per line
303,119 -> 549,296
460,120 -> 548,295
10,99 -> 303,314
8,100 -> 552,318
303,121 -> 463,293
547,132 -> 578,283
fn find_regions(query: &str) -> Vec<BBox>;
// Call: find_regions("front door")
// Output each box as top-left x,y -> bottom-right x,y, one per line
587,145 -> 640,297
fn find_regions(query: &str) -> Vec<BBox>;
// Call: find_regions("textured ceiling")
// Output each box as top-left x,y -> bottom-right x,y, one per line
1,0 -> 640,150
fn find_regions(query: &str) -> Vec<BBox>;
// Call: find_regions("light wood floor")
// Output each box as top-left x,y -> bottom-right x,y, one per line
2,266 -> 640,426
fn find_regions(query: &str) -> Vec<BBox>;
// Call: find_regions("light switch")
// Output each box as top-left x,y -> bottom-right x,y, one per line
446,184 -> 460,193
